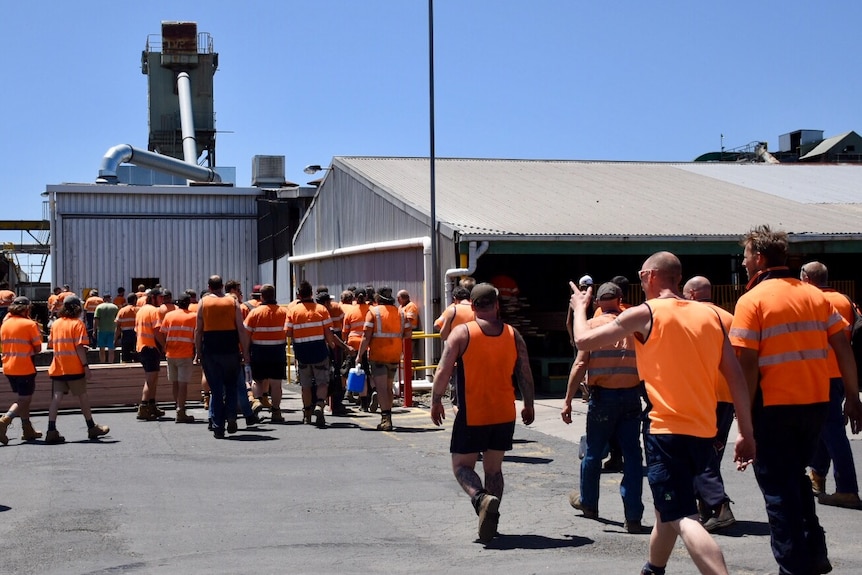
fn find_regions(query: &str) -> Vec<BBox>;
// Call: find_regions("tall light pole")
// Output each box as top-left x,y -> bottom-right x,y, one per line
428,0 -> 440,322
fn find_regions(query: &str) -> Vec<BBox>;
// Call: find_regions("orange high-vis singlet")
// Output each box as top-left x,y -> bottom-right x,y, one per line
704,301 -> 735,403
635,298 -> 721,438
457,321 -> 518,427
201,295 -> 238,331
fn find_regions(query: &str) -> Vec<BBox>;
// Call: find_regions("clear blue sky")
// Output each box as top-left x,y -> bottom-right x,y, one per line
1,1 -> 860,279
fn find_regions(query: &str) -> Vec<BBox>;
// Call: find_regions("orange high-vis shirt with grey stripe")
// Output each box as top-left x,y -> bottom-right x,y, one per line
583,313 -> 639,389
135,304 -> 162,351
48,317 -> 88,377
84,296 -> 103,313
343,303 -> 370,348
161,308 -> 197,359
244,304 -> 288,345
364,305 -> 407,364
116,304 -> 137,332
635,298 -> 721,438
730,278 -> 845,406
0,315 -> 42,376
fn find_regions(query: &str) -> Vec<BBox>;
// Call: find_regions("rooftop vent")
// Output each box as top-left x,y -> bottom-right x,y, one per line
252,155 -> 286,187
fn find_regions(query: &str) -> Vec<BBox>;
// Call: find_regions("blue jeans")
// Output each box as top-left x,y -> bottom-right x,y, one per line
202,352 -> 240,432
694,401 -> 735,509
580,386 -> 645,521
810,377 -> 859,493
753,399 -> 828,575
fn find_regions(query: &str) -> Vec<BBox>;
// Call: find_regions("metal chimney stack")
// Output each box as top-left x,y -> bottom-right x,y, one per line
141,21 -> 219,167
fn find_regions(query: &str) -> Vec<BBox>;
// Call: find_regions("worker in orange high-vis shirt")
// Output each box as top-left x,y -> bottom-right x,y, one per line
0,296 -> 44,444
571,253 -> 755,575
286,280 -> 334,428
431,283 -> 535,544
732,227 -> 862,575
244,284 -> 288,423
342,287 -> 372,411
357,286 -> 412,431
135,289 -> 166,421
160,293 -> 197,423
45,296 -> 109,444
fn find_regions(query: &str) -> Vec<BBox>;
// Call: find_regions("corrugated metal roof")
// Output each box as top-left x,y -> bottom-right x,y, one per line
798,131 -> 854,160
335,157 -> 862,238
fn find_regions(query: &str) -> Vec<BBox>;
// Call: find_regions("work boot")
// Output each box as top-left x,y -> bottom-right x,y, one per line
87,424 -> 110,440
259,394 -> 272,408
245,413 -> 261,426
476,493 -> 500,543
809,468 -> 826,495
175,409 -> 195,424
202,391 -> 211,410
0,414 -> 11,445
302,407 -> 313,425
376,413 -> 393,431
314,404 -> 326,429
568,492 -> 598,519
152,403 -> 166,418
227,419 -> 238,434
136,403 -> 156,421
818,491 -> 862,509
270,408 -> 285,423
624,520 -> 645,534
369,391 -> 379,413
45,429 -> 66,444
703,502 -> 736,532
21,420 -> 42,441
250,398 -> 264,415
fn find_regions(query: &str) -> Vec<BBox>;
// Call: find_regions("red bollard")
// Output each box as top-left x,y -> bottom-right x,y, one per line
402,337 -> 413,407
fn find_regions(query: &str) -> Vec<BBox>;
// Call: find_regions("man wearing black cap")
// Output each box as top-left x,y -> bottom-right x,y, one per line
356,286 -> 412,430
431,282 -> 536,543
561,282 -> 645,533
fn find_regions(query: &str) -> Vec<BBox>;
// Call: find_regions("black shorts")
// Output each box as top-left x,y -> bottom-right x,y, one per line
139,346 -> 161,373
450,413 -> 515,454
6,374 -> 36,396
644,429 -> 713,522
252,360 -> 287,382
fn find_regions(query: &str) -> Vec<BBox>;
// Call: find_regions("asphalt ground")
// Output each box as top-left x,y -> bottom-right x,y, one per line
2,384 -> 862,575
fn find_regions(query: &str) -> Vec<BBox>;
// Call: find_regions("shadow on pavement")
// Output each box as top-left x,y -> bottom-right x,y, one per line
503,455 -> 553,465
712,519 -> 771,537
484,533 -> 593,550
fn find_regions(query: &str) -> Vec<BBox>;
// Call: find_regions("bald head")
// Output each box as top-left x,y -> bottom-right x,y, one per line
683,276 -> 712,301
800,261 -> 828,286
643,251 -> 682,285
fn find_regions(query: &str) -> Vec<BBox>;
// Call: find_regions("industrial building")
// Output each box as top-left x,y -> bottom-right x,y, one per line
23,20 -> 862,391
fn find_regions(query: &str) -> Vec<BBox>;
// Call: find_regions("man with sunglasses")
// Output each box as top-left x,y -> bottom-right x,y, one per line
570,252 -> 755,575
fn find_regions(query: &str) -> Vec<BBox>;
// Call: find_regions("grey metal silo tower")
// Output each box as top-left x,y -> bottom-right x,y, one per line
141,21 -> 219,167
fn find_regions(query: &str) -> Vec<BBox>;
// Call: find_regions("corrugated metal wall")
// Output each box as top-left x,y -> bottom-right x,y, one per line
50,185 -> 260,296
291,168 -> 457,313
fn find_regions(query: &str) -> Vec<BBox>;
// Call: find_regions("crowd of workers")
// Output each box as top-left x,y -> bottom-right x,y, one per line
1,223 -> 861,574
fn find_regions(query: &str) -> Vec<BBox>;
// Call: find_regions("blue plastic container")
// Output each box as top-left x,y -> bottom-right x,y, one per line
346,367 -> 366,392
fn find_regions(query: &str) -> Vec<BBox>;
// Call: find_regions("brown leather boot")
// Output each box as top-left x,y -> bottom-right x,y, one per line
175,409 -> 195,423
0,414 -> 11,445
136,403 -> 156,421
21,420 -> 42,441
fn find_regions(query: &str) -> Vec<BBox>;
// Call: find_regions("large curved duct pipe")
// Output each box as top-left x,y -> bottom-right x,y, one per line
443,241 -> 489,305
96,144 -> 222,184
176,72 -> 199,165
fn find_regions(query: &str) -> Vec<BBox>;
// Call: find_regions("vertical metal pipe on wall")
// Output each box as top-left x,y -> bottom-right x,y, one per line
176,72 -> 199,166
